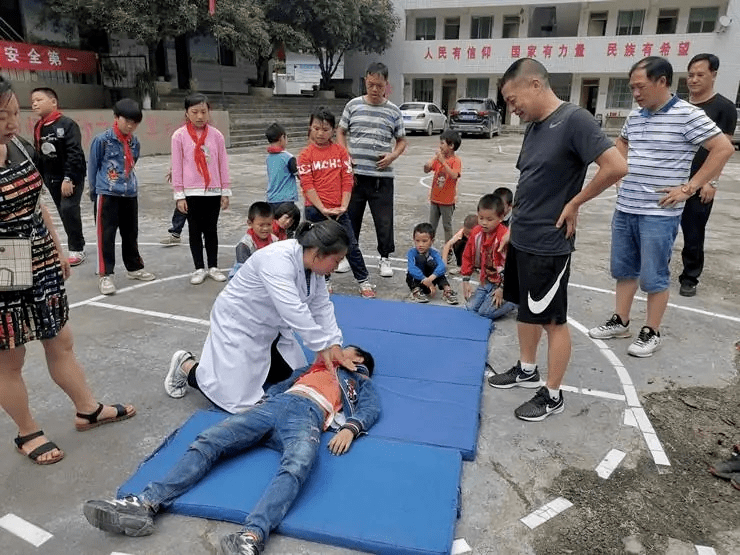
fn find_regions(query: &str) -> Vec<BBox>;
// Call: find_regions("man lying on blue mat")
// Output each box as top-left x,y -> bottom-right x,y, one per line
83,345 -> 380,555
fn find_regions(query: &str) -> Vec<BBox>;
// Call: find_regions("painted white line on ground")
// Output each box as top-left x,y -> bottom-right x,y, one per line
595,449 -> 626,479
451,538 -> 473,555
695,545 -> 717,555
419,176 -> 483,198
520,497 -> 573,529
623,408 -> 638,428
87,301 -> 210,327
559,385 -> 625,402
111,552 -> 135,555
0,513 -> 53,547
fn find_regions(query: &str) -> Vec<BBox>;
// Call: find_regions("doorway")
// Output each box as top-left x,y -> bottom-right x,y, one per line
441,79 -> 457,116
580,79 -> 599,115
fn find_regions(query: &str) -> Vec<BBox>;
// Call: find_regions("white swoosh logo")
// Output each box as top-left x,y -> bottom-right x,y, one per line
549,121 -> 563,128
527,258 -> 569,315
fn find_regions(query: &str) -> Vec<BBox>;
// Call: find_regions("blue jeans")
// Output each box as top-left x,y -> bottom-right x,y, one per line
139,394 -> 324,542
168,207 -> 187,236
610,210 -> 680,293
304,205 -> 369,282
466,282 -> 517,321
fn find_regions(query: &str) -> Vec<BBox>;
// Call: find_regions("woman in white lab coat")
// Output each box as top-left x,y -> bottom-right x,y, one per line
164,219 -> 354,413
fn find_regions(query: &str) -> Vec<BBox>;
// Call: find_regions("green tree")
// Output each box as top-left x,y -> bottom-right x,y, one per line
277,0 -> 399,90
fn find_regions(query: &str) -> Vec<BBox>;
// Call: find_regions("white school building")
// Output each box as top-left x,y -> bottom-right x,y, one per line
346,0 -> 740,128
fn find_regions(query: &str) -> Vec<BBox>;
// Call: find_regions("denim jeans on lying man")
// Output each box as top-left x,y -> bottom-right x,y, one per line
139,394 -> 324,543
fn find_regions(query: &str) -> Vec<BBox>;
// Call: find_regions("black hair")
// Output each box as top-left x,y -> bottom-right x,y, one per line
463,214 -> 478,229
629,56 -> 673,87
478,193 -> 505,216
413,222 -> 435,239
347,345 -> 375,377
365,62 -> 389,80
247,201 -> 274,221
0,76 -> 13,106
274,202 -> 301,234
265,122 -> 286,143
309,106 -> 336,129
31,87 -> 58,102
113,98 -> 143,123
440,129 -> 461,151
493,187 -> 513,206
184,92 -> 210,110
688,53 -> 719,73
500,58 -> 550,90
295,219 -> 349,256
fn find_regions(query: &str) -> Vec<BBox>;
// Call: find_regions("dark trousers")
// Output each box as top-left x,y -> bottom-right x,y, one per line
347,174 -> 395,257
45,177 -> 85,252
452,236 -> 468,266
186,196 -> 221,270
405,257 -> 450,294
169,207 -> 187,236
95,195 -> 144,276
304,206 -> 369,282
679,193 -> 713,286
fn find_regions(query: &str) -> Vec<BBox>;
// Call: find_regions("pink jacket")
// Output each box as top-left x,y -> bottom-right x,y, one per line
171,124 -> 231,199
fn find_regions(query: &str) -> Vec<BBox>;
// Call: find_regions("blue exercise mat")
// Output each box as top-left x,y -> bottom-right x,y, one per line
119,410 -> 462,555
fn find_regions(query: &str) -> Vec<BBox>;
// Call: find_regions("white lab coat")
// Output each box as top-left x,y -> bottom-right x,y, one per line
196,239 -> 343,413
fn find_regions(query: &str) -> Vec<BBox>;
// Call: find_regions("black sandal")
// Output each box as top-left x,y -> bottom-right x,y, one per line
75,402 -> 136,431
14,430 -> 64,465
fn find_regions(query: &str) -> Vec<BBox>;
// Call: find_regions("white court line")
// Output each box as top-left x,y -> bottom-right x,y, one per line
595,449 -> 626,479
559,385 -> 625,402
623,408 -> 638,427
0,513 -> 53,547
695,546 -> 717,555
520,497 -> 573,529
87,301 -> 210,327
419,175 -> 483,198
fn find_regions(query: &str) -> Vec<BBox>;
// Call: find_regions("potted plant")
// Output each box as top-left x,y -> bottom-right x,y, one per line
135,70 -> 157,110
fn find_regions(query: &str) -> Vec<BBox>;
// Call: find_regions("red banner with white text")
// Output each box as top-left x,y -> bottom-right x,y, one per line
0,40 -> 97,73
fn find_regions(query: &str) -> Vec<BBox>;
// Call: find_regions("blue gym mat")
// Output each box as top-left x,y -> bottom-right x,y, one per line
119,410 -> 462,555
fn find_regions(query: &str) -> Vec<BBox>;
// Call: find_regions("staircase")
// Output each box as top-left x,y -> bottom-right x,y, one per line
157,91 -> 350,148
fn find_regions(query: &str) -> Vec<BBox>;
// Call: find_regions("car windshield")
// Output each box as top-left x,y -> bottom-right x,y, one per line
400,103 -> 426,111
456,100 -> 485,111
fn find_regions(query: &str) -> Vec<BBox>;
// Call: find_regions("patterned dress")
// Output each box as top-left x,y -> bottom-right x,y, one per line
0,138 -> 68,349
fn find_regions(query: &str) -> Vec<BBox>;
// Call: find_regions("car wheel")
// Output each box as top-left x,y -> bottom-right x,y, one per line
487,125 -> 494,139
426,121 -> 434,136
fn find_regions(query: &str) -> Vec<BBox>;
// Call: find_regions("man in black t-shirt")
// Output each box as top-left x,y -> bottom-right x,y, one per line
679,53 -> 737,297
487,59 -> 627,421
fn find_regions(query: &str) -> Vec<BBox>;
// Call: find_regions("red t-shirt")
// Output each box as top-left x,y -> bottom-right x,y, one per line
429,155 -> 462,205
297,142 -> 354,209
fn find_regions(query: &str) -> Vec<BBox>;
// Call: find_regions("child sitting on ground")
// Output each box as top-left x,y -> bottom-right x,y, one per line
272,202 -> 301,240
493,186 -> 513,226
461,194 -> 516,320
265,123 -> 299,210
441,213 -> 478,275
425,129 -> 462,246
406,222 -> 458,305
229,201 -> 278,279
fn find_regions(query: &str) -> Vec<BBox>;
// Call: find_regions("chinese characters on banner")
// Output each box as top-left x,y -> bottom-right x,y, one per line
0,40 -> 97,73
423,41 -> 691,61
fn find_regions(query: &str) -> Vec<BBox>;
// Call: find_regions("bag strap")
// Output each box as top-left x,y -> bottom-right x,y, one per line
10,136 -> 42,218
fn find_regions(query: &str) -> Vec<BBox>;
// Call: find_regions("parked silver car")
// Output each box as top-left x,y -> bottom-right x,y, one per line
400,102 -> 447,135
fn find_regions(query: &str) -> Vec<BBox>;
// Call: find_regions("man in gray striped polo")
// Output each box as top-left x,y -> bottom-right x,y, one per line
338,62 -> 407,278
589,56 -> 734,357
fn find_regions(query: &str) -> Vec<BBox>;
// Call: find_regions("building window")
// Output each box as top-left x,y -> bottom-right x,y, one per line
676,77 -> 689,101
415,17 -> 436,40
616,10 -> 645,35
587,12 -> 608,37
687,7 -> 719,33
607,78 -> 633,109
656,9 -> 679,34
444,17 -> 460,40
219,44 -> 236,67
466,78 -> 489,99
413,78 -> 434,103
502,15 -> 520,38
470,16 -> 493,39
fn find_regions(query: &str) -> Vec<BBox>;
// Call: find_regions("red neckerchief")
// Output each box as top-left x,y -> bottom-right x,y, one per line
247,228 -> 274,249
272,219 -> 287,241
34,110 -> 62,150
186,121 -> 210,188
113,120 -> 134,177
267,145 -> 285,154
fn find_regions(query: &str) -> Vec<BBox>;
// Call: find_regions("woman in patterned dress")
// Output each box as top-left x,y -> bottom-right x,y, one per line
0,77 -> 135,465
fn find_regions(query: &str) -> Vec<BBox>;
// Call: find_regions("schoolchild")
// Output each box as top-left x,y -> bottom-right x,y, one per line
265,122 -> 299,209
228,201 -> 278,280
272,201 -> 301,240
441,213 -> 478,274
493,186 -> 514,226
88,98 -> 154,295
425,129 -> 462,245
406,222 -> 458,304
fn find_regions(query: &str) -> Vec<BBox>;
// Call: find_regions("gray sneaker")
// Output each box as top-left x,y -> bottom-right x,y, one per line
99,275 -> 116,295
220,531 -> 263,555
164,350 -> 193,398
83,495 -> 155,537
627,326 -> 661,357
588,313 -> 631,339
160,234 -> 181,246
515,386 -> 564,422
127,269 -> 156,281
487,361 -> 541,389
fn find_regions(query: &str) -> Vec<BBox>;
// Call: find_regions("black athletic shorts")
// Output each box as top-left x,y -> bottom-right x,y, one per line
503,245 -> 571,326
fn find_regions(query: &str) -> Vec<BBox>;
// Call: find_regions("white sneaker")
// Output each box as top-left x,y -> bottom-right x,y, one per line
379,257 -> 393,277
68,251 -> 86,266
159,234 -> 181,246
335,258 -> 351,273
127,269 -> 156,281
164,350 -> 193,398
207,267 -> 227,282
627,326 -> 661,357
588,314 -> 631,339
190,268 -> 207,285
359,280 -> 376,298
99,275 -> 116,295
